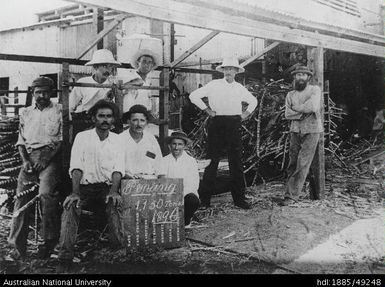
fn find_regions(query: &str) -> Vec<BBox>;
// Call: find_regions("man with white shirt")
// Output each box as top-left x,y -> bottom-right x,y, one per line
189,57 -> 258,209
69,49 -> 121,137
57,100 -> 125,272
119,104 -> 162,179
158,131 -> 200,227
280,65 -> 323,206
122,34 -> 162,116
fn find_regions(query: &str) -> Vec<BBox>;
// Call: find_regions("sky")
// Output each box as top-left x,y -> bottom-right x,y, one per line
0,0 -> 70,31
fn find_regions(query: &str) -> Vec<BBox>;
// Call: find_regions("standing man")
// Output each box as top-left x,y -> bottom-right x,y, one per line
57,100 -> 125,272
69,49 -> 121,136
122,34 -> 162,116
158,131 -> 200,227
189,57 -> 258,209
119,104 -> 162,179
280,65 -> 323,206
7,77 -> 62,260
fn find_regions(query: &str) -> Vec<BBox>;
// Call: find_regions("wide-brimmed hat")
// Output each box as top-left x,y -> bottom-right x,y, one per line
121,104 -> 150,123
123,34 -> 162,69
166,131 -> 192,145
291,65 -> 313,77
216,57 -> 245,74
85,49 -> 121,66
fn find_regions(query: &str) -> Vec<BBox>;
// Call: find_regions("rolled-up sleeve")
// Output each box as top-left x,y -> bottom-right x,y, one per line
185,157 -> 199,196
15,111 -> 26,147
112,137 -> 125,176
69,87 -> 81,114
69,133 -> 84,176
189,83 -> 211,111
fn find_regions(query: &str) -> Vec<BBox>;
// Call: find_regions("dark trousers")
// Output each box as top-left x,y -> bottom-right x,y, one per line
58,183 -> 125,261
199,116 -> 246,205
8,159 -> 61,255
285,132 -> 320,200
184,193 -> 200,225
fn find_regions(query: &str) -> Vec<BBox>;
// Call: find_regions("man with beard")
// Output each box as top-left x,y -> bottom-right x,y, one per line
189,56 -> 258,210
280,65 -> 323,206
119,104 -> 162,179
57,100 -> 125,272
69,49 -> 121,137
7,77 -> 62,261
158,131 -> 200,227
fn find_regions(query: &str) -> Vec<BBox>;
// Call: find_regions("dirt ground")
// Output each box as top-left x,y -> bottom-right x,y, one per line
0,151 -> 383,274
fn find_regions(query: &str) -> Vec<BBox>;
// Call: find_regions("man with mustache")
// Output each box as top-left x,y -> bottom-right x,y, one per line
119,104 -> 162,179
158,131 -> 200,228
57,100 -> 125,272
189,56 -> 258,210
7,77 -> 62,261
280,65 -> 323,206
69,49 -> 121,137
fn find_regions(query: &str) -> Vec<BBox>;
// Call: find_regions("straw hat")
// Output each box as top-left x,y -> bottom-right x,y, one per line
124,34 -> 163,69
85,49 -> 121,66
290,65 -> 313,77
216,57 -> 245,74
166,131 -> 192,145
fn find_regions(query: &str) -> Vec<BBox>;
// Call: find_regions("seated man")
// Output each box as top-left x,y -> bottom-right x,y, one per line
57,100 -> 125,272
158,131 -> 200,227
119,104 -> 162,179
7,76 -> 62,261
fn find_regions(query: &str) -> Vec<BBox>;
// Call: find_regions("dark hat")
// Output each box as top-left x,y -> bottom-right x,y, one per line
166,131 -> 192,145
122,104 -> 150,123
291,65 -> 313,77
31,76 -> 55,89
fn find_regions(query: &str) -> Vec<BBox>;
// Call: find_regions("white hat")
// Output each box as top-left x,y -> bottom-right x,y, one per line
125,34 -> 163,69
216,57 -> 245,74
85,49 -> 121,66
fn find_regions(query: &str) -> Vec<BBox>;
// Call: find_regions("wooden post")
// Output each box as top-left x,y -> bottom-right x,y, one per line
60,62 -> 71,172
14,87 -> 19,116
308,46 -> 325,200
159,68 -> 169,155
0,96 -> 6,115
93,8 -> 104,49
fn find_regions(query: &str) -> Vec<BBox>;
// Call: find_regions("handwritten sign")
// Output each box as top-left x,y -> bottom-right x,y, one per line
121,178 -> 185,250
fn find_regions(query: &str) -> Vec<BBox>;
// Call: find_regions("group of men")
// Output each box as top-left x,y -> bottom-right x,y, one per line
6,39 -> 323,273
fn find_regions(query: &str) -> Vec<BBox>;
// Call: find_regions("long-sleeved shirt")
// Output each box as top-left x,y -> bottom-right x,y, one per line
69,128 -> 124,185
189,78 -> 258,116
158,151 -> 199,197
119,129 -> 162,177
285,84 -> 323,133
16,102 -> 62,153
69,76 -> 111,114
122,69 -> 152,113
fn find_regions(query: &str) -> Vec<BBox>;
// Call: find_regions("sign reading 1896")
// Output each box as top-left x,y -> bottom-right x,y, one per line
121,178 -> 185,250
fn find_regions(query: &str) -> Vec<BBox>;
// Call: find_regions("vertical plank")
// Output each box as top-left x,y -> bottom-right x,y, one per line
0,96 -> 6,116
170,23 -> 175,62
308,47 -> 325,200
93,8 -> 104,49
14,87 -> 19,116
159,68 -> 169,155
60,62 -> 71,172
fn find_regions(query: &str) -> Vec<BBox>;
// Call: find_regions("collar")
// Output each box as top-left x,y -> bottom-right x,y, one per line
221,78 -> 236,85
92,128 -> 111,142
33,101 -> 53,111
170,150 -> 187,161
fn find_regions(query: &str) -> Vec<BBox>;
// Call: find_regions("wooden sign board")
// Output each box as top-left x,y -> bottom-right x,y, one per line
121,178 -> 185,251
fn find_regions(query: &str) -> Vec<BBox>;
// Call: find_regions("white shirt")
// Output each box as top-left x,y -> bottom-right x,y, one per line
69,129 -> 124,185
159,152 -> 199,197
69,76 -> 111,114
119,129 -> 162,176
189,78 -> 258,115
122,70 -> 152,113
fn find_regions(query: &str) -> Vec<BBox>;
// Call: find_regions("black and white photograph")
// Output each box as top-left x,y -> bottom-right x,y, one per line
0,0 -> 383,282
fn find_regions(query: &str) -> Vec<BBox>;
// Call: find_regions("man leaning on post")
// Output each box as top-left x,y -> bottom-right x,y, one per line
56,100 -> 126,273
7,76 -> 62,261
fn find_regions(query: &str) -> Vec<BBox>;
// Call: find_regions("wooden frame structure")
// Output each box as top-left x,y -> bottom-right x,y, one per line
1,0 -> 384,199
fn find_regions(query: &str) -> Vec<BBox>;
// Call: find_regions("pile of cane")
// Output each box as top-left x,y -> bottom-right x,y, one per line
188,78 -> 345,184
